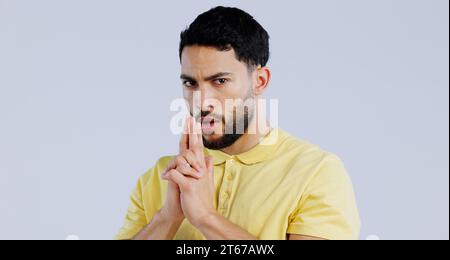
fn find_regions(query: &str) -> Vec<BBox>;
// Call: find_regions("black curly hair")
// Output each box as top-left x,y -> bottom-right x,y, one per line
179,6 -> 270,70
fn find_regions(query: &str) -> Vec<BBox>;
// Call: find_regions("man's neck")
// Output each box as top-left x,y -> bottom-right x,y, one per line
220,118 -> 272,156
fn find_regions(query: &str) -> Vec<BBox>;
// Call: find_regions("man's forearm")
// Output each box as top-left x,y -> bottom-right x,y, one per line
132,211 -> 183,240
195,212 -> 256,240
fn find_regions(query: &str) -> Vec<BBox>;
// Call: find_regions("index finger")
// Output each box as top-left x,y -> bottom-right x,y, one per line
179,115 -> 189,153
189,117 -> 205,164
195,120 -> 204,151
188,116 -> 197,151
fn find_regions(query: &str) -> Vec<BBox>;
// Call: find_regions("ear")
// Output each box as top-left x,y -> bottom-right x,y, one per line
253,66 -> 271,96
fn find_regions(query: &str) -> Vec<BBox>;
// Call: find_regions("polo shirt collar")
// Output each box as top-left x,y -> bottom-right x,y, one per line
204,128 -> 286,166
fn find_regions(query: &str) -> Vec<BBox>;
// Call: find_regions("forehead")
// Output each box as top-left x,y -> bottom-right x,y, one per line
180,45 -> 246,76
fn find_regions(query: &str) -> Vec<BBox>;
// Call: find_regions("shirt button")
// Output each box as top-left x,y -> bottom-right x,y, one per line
221,202 -> 229,210
223,191 -> 230,199
227,174 -> 234,181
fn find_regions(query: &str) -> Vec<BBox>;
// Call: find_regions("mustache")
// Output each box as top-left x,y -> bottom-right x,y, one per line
192,111 -> 224,122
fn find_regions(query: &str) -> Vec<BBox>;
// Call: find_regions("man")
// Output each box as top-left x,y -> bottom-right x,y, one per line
116,6 -> 360,240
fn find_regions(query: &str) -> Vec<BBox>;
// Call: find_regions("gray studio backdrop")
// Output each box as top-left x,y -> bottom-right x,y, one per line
0,0 -> 448,240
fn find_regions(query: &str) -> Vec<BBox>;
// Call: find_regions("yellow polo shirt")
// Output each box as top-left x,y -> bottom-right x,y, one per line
116,128 -> 360,240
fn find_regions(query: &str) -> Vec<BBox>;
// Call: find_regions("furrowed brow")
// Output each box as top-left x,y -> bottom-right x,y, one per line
204,72 -> 232,82
180,74 -> 196,82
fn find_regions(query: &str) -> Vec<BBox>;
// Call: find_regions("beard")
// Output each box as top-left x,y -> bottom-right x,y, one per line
202,106 -> 254,150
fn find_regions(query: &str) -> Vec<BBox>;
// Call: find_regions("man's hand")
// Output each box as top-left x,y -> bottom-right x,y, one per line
160,116 -> 256,240
132,116 -> 204,240
158,116 -> 204,223
162,116 -> 217,228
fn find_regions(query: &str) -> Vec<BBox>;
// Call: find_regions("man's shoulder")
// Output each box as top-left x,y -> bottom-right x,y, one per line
138,155 -> 176,187
277,129 -> 336,159
276,129 -> 346,172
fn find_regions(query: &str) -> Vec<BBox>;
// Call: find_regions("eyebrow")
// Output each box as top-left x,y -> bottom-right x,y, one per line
180,72 -> 232,82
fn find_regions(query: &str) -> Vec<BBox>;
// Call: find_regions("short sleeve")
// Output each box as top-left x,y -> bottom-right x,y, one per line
287,155 -> 361,240
115,176 -> 148,240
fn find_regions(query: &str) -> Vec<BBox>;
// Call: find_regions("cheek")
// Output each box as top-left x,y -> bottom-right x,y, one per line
213,86 -> 245,114
230,79 -> 253,98
183,93 -> 194,111
221,82 -> 245,99
182,88 -> 191,99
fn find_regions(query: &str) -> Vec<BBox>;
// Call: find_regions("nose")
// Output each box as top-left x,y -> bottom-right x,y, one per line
199,86 -> 216,115
189,85 -> 220,119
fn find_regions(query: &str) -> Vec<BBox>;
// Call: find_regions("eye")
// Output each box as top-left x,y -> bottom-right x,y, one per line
213,78 -> 228,86
183,80 -> 197,88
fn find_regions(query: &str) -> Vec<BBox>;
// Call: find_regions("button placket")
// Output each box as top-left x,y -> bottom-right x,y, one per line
218,158 -> 236,214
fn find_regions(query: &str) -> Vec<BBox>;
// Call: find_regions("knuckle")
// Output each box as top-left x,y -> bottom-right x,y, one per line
181,151 -> 190,158
168,169 -> 178,175
175,156 -> 184,164
185,150 -> 193,157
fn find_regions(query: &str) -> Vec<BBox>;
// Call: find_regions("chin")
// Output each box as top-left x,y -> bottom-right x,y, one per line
203,132 -> 223,141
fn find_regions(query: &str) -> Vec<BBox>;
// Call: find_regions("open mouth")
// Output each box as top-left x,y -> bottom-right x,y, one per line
201,116 -> 216,134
